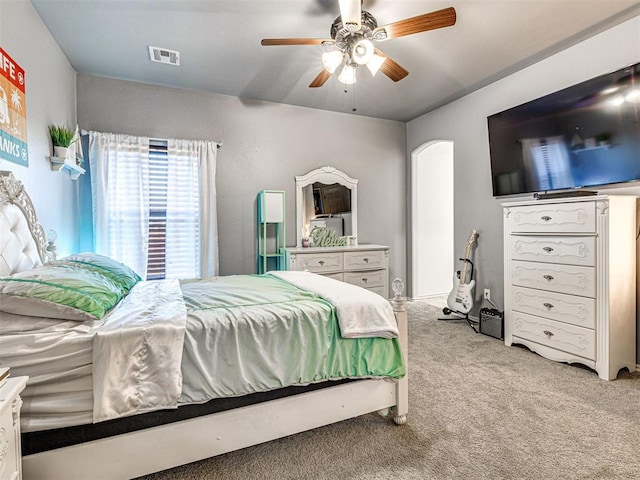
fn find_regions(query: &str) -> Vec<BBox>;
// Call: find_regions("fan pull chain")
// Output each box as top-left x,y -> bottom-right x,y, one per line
352,84 -> 357,112
343,85 -> 358,112
344,85 -> 357,112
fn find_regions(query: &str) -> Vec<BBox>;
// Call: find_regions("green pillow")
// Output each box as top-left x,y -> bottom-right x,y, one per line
58,253 -> 141,294
0,264 -> 123,320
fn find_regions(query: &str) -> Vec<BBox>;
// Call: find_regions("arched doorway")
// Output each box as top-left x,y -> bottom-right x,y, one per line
410,140 -> 454,300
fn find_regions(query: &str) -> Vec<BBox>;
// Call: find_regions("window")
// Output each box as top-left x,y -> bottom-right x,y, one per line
88,131 -> 218,280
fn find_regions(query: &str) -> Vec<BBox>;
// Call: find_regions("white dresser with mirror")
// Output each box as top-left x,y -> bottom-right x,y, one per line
286,166 -> 390,298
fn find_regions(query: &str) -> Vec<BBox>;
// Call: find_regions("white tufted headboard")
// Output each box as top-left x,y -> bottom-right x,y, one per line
0,171 -> 52,276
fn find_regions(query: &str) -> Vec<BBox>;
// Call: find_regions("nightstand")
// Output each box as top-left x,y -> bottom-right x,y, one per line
1,376 -> 28,480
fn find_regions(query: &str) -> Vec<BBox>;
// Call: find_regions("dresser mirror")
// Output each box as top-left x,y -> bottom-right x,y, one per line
295,166 -> 358,247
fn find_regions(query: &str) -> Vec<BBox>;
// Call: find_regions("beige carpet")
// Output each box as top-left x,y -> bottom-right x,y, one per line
138,301 -> 640,479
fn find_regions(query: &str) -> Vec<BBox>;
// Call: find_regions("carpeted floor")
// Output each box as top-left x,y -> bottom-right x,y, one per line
138,301 -> 640,479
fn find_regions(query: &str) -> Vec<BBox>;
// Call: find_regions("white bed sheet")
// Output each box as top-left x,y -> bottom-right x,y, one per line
0,312 -> 97,432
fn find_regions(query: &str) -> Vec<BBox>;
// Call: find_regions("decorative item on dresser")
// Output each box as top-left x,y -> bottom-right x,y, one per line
503,195 -> 637,380
286,244 -> 390,298
0,375 -> 28,480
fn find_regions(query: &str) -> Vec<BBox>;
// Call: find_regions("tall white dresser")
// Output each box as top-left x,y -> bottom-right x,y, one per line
503,196 -> 636,380
285,244 -> 390,298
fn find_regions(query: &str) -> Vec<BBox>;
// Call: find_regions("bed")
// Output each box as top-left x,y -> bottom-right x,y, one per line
0,170 -> 408,480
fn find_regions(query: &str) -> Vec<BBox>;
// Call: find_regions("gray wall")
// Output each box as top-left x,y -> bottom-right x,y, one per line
0,0 -> 78,255
77,75 -> 407,279
407,15 -> 640,356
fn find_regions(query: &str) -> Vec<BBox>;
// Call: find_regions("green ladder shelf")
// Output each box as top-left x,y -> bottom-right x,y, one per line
257,190 -> 285,274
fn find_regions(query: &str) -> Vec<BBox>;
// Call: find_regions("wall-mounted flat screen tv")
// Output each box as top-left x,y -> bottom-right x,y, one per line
488,62 -> 640,197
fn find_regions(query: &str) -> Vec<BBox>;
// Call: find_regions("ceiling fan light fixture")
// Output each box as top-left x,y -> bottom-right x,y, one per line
322,50 -> 344,74
352,39 -> 374,65
338,64 -> 357,85
365,53 -> 386,76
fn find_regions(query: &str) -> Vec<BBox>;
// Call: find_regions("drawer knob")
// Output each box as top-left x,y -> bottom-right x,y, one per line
543,302 -> 554,310
543,330 -> 554,338
318,260 -> 325,266
541,215 -> 552,222
542,246 -> 554,253
362,278 -> 368,283
363,257 -> 369,263
543,274 -> 554,282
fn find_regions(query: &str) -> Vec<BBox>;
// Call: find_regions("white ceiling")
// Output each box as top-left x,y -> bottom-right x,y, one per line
30,0 -> 640,122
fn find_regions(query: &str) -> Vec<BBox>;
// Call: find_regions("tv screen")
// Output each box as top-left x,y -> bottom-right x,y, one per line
488,62 -> 640,197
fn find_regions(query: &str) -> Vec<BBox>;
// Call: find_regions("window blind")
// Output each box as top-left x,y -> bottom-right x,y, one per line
146,139 -> 201,280
146,141 -> 169,280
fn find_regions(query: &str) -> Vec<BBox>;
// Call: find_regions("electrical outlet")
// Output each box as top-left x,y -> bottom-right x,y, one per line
483,288 -> 491,300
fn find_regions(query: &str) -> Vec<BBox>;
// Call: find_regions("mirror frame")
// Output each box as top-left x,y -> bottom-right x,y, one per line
295,166 -> 358,247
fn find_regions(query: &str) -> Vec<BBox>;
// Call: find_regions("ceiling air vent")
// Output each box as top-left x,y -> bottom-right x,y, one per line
148,46 -> 180,66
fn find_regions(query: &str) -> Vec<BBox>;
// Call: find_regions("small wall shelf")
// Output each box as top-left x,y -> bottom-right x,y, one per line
49,156 -> 85,180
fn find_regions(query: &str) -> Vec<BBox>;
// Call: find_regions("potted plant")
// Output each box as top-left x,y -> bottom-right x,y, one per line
48,124 -> 76,160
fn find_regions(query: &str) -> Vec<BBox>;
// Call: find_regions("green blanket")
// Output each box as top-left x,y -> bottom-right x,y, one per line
178,274 -> 405,404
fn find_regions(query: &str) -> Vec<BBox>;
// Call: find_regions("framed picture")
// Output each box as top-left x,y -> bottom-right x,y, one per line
0,46 -> 28,166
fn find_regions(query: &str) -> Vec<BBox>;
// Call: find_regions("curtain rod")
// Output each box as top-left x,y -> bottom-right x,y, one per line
80,130 -> 222,148
150,138 -> 223,149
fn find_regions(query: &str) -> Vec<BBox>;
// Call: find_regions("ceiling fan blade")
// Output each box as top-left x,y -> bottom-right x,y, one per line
375,49 -> 409,82
338,0 -> 362,31
373,7 -> 456,41
261,38 -> 330,46
309,69 -> 332,88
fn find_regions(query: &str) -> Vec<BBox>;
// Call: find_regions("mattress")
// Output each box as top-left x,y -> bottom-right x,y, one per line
1,274 -> 404,433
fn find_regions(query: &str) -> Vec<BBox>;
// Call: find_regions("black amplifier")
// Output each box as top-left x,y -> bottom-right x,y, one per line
479,308 -> 504,340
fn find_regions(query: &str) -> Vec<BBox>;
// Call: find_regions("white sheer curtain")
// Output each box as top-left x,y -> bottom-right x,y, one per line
88,131 -> 150,277
167,139 -> 218,278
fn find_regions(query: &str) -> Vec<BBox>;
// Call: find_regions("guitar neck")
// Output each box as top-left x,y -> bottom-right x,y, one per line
459,244 -> 472,284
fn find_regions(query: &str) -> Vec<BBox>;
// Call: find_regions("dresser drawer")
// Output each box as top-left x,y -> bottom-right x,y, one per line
511,260 -> 596,297
512,311 -> 595,360
512,286 -> 596,329
298,252 -> 343,273
511,235 -> 596,266
344,250 -> 386,270
509,202 -> 596,233
343,269 -> 386,289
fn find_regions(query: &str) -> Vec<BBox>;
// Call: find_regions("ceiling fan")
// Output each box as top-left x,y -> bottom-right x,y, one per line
261,0 -> 456,88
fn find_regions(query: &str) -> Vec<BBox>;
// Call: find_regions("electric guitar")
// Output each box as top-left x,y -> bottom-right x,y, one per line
446,230 -> 478,314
